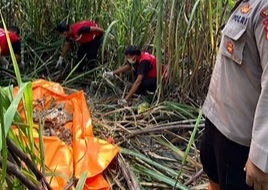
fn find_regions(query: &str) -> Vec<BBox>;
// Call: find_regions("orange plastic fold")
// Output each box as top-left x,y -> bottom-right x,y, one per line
13,79 -> 119,190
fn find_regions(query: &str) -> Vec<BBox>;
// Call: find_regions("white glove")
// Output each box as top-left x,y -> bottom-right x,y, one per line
103,71 -> 114,79
19,61 -> 25,69
117,98 -> 127,106
56,56 -> 63,68
109,34 -> 115,40
0,56 -> 9,69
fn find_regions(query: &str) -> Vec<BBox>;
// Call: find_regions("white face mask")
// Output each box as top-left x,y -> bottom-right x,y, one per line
127,58 -> 136,64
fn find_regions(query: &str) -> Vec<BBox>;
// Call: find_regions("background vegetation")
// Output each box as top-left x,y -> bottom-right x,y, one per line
1,0 -> 235,103
0,0 -> 236,189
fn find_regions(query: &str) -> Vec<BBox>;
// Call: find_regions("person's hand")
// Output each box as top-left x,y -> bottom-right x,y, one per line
75,34 -> 82,42
0,56 -> 9,69
109,34 -> 115,40
245,159 -> 268,190
19,61 -> 25,69
103,71 -> 114,79
56,56 -> 63,68
117,98 -> 127,106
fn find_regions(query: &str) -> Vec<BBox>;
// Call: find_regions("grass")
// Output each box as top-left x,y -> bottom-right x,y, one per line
89,79 -> 206,189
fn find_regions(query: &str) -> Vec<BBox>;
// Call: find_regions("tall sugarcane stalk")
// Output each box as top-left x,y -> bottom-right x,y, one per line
0,156 -> 39,190
6,137 -> 52,190
155,0 -> 164,104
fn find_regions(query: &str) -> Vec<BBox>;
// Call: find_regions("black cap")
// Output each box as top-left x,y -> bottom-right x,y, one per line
8,26 -> 20,35
55,23 -> 70,33
124,45 -> 141,56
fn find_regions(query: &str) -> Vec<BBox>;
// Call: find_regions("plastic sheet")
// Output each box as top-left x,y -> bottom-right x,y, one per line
13,79 -> 119,190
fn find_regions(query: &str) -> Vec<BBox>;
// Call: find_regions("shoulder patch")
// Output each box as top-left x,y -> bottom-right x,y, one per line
226,41 -> 234,54
263,19 -> 268,40
261,8 -> 268,18
240,3 -> 251,14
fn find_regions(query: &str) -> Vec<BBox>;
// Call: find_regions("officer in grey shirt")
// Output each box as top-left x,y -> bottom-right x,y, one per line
201,0 -> 268,189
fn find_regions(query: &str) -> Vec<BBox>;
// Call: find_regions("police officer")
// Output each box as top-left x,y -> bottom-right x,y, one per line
201,0 -> 268,189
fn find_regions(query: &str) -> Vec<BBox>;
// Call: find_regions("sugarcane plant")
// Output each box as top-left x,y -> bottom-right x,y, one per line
0,0 -> 237,189
0,14 -> 53,189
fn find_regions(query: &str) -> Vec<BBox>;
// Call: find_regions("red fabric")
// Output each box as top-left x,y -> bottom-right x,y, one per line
71,21 -> 102,43
0,28 -> 20,55
139,52 -> 157,78
139,52 -> 167,79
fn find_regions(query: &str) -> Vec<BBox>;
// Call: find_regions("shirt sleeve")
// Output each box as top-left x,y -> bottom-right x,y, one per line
77,26 -> 91,35
65,37 -> 73,43
137,60 -> 151,76
11,40 -> 21,55
249,1 -> 268,173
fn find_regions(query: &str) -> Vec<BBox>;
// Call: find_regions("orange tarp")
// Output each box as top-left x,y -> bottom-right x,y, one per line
14,79 -> 119,190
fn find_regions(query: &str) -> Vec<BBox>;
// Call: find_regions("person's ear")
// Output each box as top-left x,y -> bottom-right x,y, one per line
62,31 -> 68,37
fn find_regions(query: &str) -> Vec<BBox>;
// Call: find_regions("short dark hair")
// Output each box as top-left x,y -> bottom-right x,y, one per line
124,45 -> 141,56
55,23 -> 70,33
8,26 -> 20,35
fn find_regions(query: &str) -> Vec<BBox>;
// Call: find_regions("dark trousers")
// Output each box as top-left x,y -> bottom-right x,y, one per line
76,35 -> 103,72
200,118 -> 253,190
136,78 -> 157,94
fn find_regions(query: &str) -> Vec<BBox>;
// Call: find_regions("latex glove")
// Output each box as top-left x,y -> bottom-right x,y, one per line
103,71 -> 114,79
56,56 -> 63,68
109,34 -> 115,40
118,98 -> 127,106
0,56 -> 9,69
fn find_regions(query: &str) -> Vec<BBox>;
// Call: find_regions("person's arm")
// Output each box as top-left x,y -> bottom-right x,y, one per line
125,74 -> 144,101
15,54 -> 21,63
56,40 -> 71,68
77,26 -> 91,35
124,60 -> 151,100
246,2 -> 268,188
103,64 -> 131,79
12,40 -> 21,63
113,64 -> 131,75
90,26 -> 105,33
60,41 -> 71,57
78,26 -> 105,35
11,40 -> 23,67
